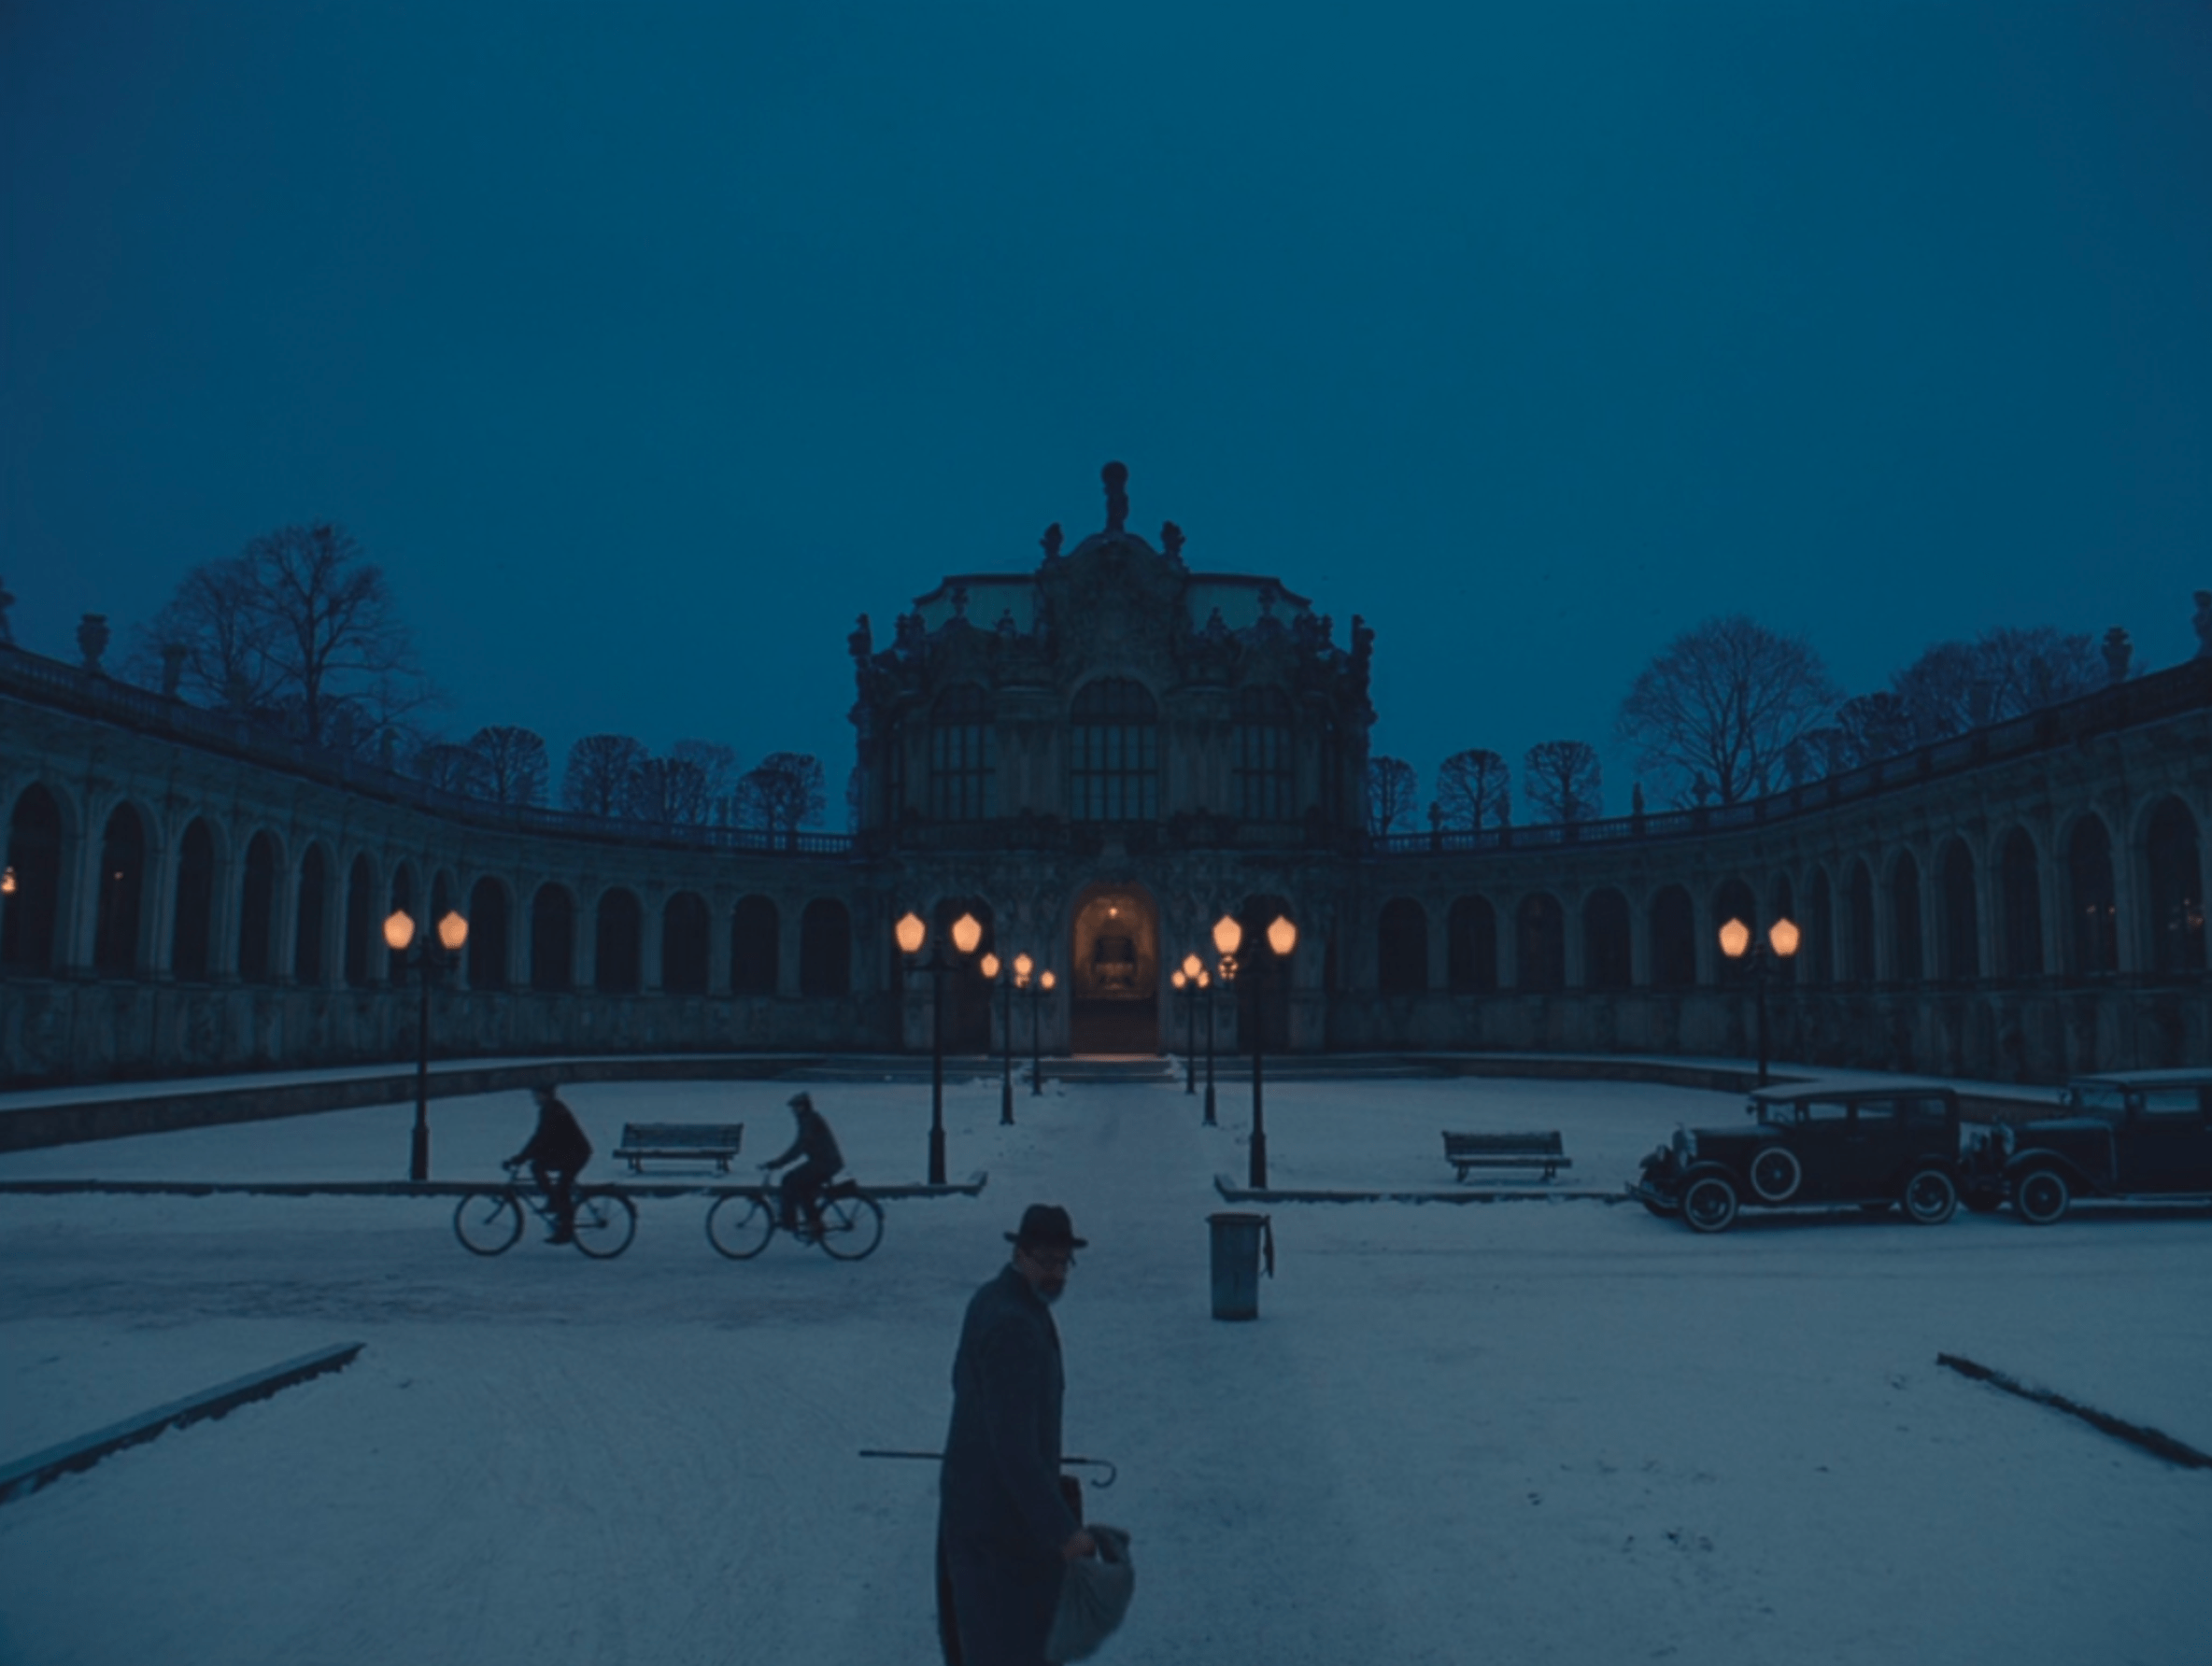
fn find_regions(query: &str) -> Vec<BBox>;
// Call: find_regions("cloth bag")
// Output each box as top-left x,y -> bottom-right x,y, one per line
1044,1524 -> 1134,1663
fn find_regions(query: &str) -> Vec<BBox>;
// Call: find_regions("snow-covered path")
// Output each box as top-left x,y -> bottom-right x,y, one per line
1,1074 -> 2207,1665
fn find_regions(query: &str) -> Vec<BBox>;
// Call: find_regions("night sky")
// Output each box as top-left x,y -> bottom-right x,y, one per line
5,3 -> 2207,817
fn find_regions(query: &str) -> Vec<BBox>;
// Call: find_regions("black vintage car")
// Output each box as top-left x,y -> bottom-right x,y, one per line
1631,1080 -> 1974,1233
1976,1069 -> 2212,1225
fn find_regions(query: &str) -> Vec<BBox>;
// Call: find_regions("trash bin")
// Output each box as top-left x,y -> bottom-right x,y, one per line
1207,1211 -> 1273,1320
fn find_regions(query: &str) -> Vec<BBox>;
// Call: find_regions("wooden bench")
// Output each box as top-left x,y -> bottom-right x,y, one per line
1442,1130 -> 1571,1182
614,1122 -> 744,1174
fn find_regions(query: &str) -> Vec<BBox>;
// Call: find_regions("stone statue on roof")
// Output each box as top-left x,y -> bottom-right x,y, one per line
2196,590 -> 2212,658
1041,523 -> 1063,561
848,614 -> 872,662
1160,521 -> 1184,562
1102,460 -> 1129,534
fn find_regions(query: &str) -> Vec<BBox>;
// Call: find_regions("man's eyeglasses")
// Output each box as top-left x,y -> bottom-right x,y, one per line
1023,1248 -> 1076,1272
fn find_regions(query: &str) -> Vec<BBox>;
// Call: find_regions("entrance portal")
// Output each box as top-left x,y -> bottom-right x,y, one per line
1068,884 -> 1160,1053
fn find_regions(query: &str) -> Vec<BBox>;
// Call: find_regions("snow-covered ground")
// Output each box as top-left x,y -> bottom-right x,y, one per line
1,1072 -> 2206,1665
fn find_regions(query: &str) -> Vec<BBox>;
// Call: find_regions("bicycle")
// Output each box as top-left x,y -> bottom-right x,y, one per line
707,1167 -> 884,1261
452,1163 -> 638,1259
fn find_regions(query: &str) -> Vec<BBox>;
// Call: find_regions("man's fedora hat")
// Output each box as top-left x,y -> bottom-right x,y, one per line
1006,1203 -> 1087,1250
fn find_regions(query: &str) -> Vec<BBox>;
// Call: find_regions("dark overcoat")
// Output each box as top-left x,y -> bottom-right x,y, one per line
938,1264 -> 1077,1666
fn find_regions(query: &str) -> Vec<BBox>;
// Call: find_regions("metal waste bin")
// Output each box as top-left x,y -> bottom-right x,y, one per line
1207,1211 -> 1273,1320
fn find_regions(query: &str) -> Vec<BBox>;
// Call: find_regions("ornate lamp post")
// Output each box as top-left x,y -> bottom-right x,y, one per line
1719,915 -> 1800,1086
1223,912 -> 1297,1189
898,909 -> 981,1185
1198,967 -> 1217,1125
1026,967 -> 1056,1094
983,952 -> 1016,1125
385,904 -> 468,1182
1179,952 -> 1204,1095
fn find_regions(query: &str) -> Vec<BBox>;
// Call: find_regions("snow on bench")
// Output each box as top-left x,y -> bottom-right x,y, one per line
614,1122 -> 744,1174
1441,1130 -> 1570,1182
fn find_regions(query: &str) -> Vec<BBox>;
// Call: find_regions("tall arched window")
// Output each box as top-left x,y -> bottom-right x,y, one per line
1235,685 -> 1295,822
1651,886 -> 1694,989
1447,896 -> 1496,993
172,818 -> 217,981
800,897 -> 851,995
2066,818 -> 2118,976
1808,868 -> 1833,984
1891,853 -> 1924,981
238,832 -> 279,982
532,884 -> 574,991
1584,888 -> 1631,990
596,889 -> 642,992
93,805 -> 147,977
2,784 -> 64,974
1998,829 -> 2042,977
295,846 -> 331,986
1846,861 -> 1876,982
1070,678 -> 1158,822
663,891 -> 711,994
2145,798 -> 2205,974
1378,897 -> 1428,994
732,895 -> 779,994
929,685 -> 994,822
1516,893 -> 1565,992
468,877 -> 510,989
1938,839 -> 1978,981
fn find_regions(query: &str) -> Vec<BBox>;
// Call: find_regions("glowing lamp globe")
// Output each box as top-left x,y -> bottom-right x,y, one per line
1767,918 -> 1801,959
1267,915 -> 1297,957
1014,953 -> 1033,981
1212,914 -> 1242,956
1041,969 -> 1056,991
1172,969 -> 1186,989
980,953 -> 1000,980
437,910 -> 470,953
952,913 -> 983,955
383,909 -> 416,953
1718,918 -> 1751,959
1181,952 -> 1203,980
895,912 -> 926,954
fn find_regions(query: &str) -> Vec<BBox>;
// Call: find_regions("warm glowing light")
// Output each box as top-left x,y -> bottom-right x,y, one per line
980,953 -> 1000,980
1108,905 -> 1117,917
1718,917 -> 1751,959
1181,952 -> 1202,980
437,910 -> 469,953
896,911 -> 926,954
1172,969 -> 1186,989
1014,953 -> 1033,981
952,912 -> 982,954
1267,915 -> 1297,957
1767,917 -> 1801,959
0,867 -> 14,896
1041,969 -> 1056,990
1212,914 -> 1242,956
383,909 -> 416,953
1197,969 -> 1211,988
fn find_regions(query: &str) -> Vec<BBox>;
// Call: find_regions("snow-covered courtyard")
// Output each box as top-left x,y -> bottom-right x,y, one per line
2,1070 -> 2207,1665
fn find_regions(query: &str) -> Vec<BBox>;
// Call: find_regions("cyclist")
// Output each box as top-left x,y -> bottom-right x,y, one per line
508,1083 -> 593,1244
761,1091 -> 844,1239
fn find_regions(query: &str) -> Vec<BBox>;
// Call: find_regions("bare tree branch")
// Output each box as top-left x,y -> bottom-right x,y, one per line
1434,748 -> 1511,831
1616,615 -> 1840,807
1524,740 -> 1602,824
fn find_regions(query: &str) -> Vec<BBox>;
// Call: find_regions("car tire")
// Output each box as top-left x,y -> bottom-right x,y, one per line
1749,1148 -> 1801,1204
1681,1175 -> 1738,1234
2014,1167 -> 2071,1226
1901,1166 -> 1958,1225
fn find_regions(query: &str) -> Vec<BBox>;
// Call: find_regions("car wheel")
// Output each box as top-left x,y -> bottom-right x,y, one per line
2014,1167 -> 2070,1226
1901,1166 -> 1958,1225
1681,1175 -> 1738,1234
1749,1148 -> 1801,1204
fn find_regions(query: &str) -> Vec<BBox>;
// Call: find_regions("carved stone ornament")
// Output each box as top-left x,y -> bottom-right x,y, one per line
2102,626 -> 2131,685
1160,520 -> 1184,562
1102,460 -> 1129,535
1042,523 -> 1064,562
76,612 -> 109,672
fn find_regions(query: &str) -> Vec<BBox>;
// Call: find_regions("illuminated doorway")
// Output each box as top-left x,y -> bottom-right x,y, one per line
1068,883 -> 1159,1054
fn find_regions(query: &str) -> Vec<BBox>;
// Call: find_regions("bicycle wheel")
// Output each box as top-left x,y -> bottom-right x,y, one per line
816,1193 -> 884,1261
570,1190 -> 637,1259
453,1191 -> 524,1256
706,1193 -> 776,1260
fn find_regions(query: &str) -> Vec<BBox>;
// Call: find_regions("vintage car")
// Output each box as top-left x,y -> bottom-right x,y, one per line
1975,1069 -> 2212,1225
1631,1080 -> 1975,1233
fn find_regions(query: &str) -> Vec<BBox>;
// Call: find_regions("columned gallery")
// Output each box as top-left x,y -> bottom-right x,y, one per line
3,468 -> 2206,1086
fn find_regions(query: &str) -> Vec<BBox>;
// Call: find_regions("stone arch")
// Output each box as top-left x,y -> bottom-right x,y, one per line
1937,838 -> 1978,981
662,890 -> 712,994
1515,892 -> 1565,992
294,842 -> 334,986
531,882 -> 575,991
1377,897 -> 1428,995
731,895 -> 779,995
1583,887 -> 1632,991
1447,895 -> 1497,993
1068,884 -> 1156,1052
2142,797 -> 2205,973
1650,885 -> 1695,989
1997,827 -> 2042,978
93,801 -> 150,977
170,816 -> 220,981
800,897 -> 853,996
343,852 -> 378,986
595,887 -> 643,992
1889,850 -> 1924,982
2063,813 -> 2118,975
467,875 -> 511,990
1,783 -> 66,973
1845,859 -> 1877,982
1712,877 -> 1757,983
238,829 -> 283,982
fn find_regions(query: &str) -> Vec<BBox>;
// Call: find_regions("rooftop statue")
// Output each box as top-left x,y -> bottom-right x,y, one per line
1160,521 -> 1184,562
1041,522 -> 1064,561
2103,626 -> 2131,685
2196,590 -> 2212,658
1102,460 -> 1129,535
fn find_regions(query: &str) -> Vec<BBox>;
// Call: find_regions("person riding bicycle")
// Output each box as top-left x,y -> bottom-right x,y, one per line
508,1084 -> 592,1244
761,1092 -> 844,1239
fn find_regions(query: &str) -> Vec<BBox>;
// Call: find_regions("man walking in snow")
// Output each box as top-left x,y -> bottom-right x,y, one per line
938,1204 -> 1097,1666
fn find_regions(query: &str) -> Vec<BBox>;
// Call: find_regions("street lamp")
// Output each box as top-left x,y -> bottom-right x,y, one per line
983,952 -> 1016,1125
1026,967 -> 1056,1094
1198,967 -> 1217,1125
1173,959 -> 1198,1095
385,904 -> 468,1182
898,909 -> 981,1185
1719,915 -> 1800,1086
1231,913 -> 1297,1189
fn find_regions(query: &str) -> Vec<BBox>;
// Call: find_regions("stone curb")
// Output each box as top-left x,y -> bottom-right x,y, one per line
1213,1172 -> 1628,1205
0,1173 -> 989,1201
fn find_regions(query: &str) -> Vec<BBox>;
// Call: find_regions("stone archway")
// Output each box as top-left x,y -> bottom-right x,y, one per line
1068,882 -> 1160,1054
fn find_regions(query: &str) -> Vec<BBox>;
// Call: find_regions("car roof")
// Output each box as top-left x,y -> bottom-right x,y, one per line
2065,1068 -> 2212,1088
1750,1077 -> 1959,1102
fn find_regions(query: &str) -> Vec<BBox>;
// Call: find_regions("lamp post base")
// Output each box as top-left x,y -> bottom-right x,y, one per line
1248,1128 -> 1268,1191
409,1120 -> 429,1184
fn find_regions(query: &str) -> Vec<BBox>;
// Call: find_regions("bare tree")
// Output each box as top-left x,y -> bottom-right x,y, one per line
1434,748 -> 1511,831
563,734 -> 646,818
671,740 -> 737,820
1893,626 -> 2102,742
410,741 -> 481,796
1364,755 -> 1419,837
126,554 -> 276,710
1828,692 -> 1916,769
467,726 -> 549,806
1524,740 -> 1602,824
1616,615 -> 1840,807
627,755 -> 712,825
738,752 -> 826,844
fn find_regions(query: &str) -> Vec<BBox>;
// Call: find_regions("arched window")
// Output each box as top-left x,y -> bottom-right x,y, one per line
929,685 -> 994,822
1846,861 -> 1876,982
1712,879 -> 1757,984
532,884 -> 574,991
344,854 -> 376,986
732,895 -> 779,995
1235,685 -> 1296,823
663,891 -> 711,994
171,818 -> 217,981
800,897 -> 851,995
1808,868 -> 1833,984
1516,894 -> 1565,992
467,877 -> 509,989
2,784 -> 64,973
93,805 -> 148,977
1070,678 -> 1158,822
1378,897 -> 1428,995
1651,886 -> 1695,989
2146,798 -> 2205,974
1938,839 -> 1978,981
295,846 -> 331,986
1891,853 -> 1924,981
238,832 -> 279,982
1998,829 -> 2042,977
1447,896 -> 1496,993
596,889 -> 642,992
2066,818 -> 2117,976
1583,888 -> 1631,990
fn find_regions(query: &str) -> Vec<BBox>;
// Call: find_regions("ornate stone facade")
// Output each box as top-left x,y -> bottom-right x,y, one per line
3,466 -> 2206,1084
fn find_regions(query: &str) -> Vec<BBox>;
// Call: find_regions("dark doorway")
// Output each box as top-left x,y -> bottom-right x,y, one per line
2,784 -> 64,973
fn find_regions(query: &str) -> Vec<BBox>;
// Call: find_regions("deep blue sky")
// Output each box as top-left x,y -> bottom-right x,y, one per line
5,2 -> 2207,815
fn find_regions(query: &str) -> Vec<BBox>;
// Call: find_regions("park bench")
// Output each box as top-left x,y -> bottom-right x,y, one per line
1441,1130 -> 1571,1182
614,1122 -> 745,1174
